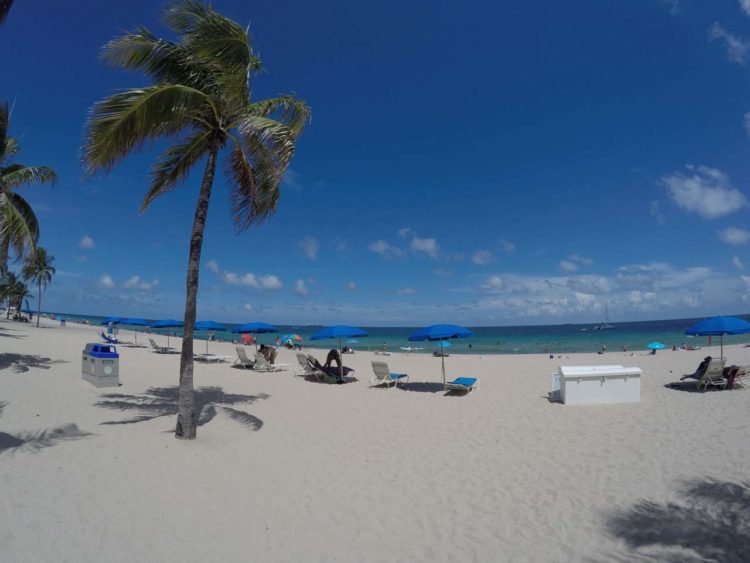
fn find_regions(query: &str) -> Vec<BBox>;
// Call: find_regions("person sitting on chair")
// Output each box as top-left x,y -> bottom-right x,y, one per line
681,356 -> 712,381
258,344 -> 278,365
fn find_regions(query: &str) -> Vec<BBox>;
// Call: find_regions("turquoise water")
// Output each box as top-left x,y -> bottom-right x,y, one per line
49,312 -> 750,355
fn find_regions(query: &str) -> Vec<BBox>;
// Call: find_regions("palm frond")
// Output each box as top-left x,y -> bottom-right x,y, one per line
22,246 -> 55,288
102,29 -> 223,94
142,130 -> 211,211
165,0 -> 260,100
0,0 -> 14,25
83,84 -> 213,173
245,96 -> 310,135
0,102 -> 8,160
0,191 -> 38,263
2,138 -> 19,163
1,164 -> 57,189
227,130 -> 289,231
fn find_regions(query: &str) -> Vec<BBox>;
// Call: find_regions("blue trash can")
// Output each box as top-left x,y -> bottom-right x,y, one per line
82,343 -> 119,387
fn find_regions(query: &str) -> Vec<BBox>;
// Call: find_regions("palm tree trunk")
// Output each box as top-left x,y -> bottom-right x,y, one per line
175,145 -> 219,440
36,282 -> 41,327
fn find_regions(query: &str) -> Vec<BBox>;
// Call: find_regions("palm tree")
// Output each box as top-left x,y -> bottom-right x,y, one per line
22,247 -> 55,327
0,270 -> 31,319
0,102 -> 57,275
0,1 -> 14,25
82,0 -> 309,440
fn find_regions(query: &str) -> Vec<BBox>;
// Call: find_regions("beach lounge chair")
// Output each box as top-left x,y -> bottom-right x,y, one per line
100,331 -> 119,344
233,346 -> 256,369
697,358 -> 727,391
194,353 -> 230,363
369,361 -> 409,388
252,353 -> 290,372
444,377 -> 479,394
149,338 -> 176,354
295,352 -> 321,378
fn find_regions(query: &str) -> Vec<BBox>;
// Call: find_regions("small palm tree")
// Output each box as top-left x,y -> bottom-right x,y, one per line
0,270 -> 31,319
83,0 -> 309,439
0,102 -> 57,274
22,247 -> 55,327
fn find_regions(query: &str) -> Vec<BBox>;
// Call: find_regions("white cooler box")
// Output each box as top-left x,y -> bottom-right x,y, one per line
558,365 -> 641,405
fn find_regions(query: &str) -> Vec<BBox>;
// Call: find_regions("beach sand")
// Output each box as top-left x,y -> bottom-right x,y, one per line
1,317 -> 749,562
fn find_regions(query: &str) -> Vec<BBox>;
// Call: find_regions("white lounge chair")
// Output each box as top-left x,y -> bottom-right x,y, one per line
233,346 -> 255,369
194,353 -> 230,363
253,353 -> 290,372
149,338 -> 176,354
369,361 -> 409,388
698,358 -> 727,391
444,377 -> 479,394
295,352 -> 322,379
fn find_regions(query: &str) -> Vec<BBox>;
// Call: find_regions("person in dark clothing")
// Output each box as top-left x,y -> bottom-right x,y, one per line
324,349 -> 342,369
258,344 -> 278,365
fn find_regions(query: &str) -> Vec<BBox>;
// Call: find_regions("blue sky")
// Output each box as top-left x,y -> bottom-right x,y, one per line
3,0 -> 750,326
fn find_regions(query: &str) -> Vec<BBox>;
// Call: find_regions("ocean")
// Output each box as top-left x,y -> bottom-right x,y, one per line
47,312 -> 750,355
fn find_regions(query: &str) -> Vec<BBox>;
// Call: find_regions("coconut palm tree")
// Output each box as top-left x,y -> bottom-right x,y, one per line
0,270 -> 31,319
22,247 -> 55,327
0,1 -> 14,25
82,0 -> 309,440
0,102 -> 58,274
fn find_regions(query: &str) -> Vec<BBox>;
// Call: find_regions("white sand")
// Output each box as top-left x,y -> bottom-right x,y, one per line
1,317 -> 749,562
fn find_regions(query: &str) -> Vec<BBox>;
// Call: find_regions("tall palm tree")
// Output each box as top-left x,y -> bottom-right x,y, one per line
0,270 -> 31,319
0,102 -> 57,274
0,1 -> 14,25
83,0 -> 309,440
22,247 -> 55,327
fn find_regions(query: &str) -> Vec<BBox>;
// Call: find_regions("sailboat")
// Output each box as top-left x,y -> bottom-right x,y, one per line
592,302 -> 614,330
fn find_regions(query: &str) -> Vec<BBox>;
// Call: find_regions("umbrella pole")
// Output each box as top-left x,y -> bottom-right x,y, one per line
721,334 -> 724,359
339,337 -> 343,381
441,340 -> 446,385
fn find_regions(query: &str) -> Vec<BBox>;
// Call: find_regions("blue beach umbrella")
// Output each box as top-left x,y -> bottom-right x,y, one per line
433,340 -> 452,348
685,316 -> 750,359
121,318 -> 150,346
194,320 -> 226,354
153,319 -> 183,347
310,325 -> 368,379
646,341 -> 665,352
409,324 -> 474,384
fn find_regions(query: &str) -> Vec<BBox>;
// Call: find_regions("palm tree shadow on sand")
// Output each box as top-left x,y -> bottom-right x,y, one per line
603,479 -> 750,562
95,386 -> 268,431
0,353 -> 67,374
0,402 -> 93,454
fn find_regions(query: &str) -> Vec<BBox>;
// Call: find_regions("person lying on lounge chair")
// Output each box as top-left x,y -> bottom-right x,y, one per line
307,352 -> 353,383
681,356 -> 712,381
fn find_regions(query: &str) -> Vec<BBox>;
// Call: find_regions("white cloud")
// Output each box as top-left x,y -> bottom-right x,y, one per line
243,303 -> 253,311
662,165 -> 747,219
472,250 -> 495,265
741,0 -> 750,17
498,240 -> 516,254
650,201 -> 665,225
708,22 -> 750,65
397,287 -> 416,295
732,256 -> 744,269
410,236 -> 439,259
397,227 -> 413,240
98,274 -> 115,289
559,260 -> 577,273
718,226 -> 750,245
368,240 -> 404,259
345,281 -> 357,291
481,275 -> 504,291
294,279 -> 308,295
206,259 -> 220,274
219,269 -> 282,291
299,236 -> 318,260
569,254 -> 593,267
79,235 -> 95,250
123,275 -> 159,291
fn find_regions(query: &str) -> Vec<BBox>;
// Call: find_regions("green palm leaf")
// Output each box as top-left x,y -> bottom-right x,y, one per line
0,191 -> 38,262
83,84 -> 215,173
1,164 -> 57,188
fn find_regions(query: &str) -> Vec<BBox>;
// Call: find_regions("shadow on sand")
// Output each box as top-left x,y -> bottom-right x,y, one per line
0,402 -> 93,455
95,385 -> 268,431
0,325 -> 25,339
605,479 -> 750,562
0,353 -> 67,374
400,381 -> 446,394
